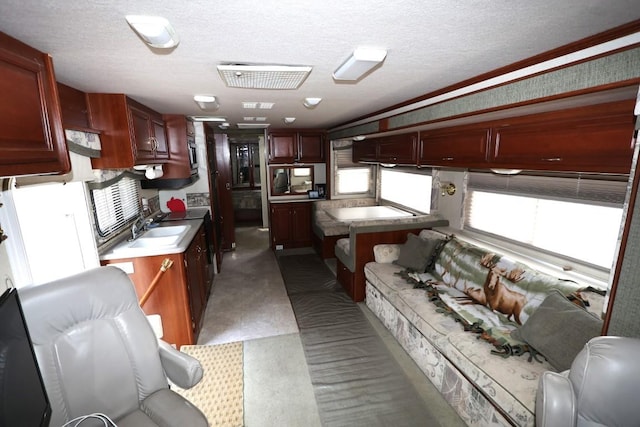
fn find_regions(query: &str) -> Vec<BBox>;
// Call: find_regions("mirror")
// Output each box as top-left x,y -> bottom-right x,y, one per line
270,166 -> 314,196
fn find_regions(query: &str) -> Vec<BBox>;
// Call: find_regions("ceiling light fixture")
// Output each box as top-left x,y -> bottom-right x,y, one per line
125,15 -> 179,49
193,95 -> 219,111
237,123 -> 270,129
189,116 -> 227,122
217,64 -> 312,89
333,47 -> 387,81
303,97 -> 322,109
283,117 -> 296,124
352,135 -> 366,141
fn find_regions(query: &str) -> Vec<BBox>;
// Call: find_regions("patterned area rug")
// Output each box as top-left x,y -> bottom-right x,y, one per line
174,342 -> 244,427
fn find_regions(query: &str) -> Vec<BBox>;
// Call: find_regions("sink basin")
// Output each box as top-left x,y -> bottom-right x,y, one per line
143,225 -> 188,238
111,224 -> 191,253
128,235 -> 181,248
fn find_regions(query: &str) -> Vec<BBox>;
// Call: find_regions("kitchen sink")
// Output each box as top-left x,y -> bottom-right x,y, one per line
143,225 -> 188,238
111,224 -> 191,254
128,235 -> 181,248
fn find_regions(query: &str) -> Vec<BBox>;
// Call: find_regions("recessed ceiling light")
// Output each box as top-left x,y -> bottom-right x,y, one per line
125,15 -> 179,49
242,102 -> 274,110
283,117 -> 296,124
303,97 -> 322,109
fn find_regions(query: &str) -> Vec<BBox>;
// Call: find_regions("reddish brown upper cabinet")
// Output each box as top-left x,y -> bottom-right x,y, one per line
418,99 -> 636,173
160,115 -> 196,180
0,32 -> 70,177
268,129 -> 325,163
352,132 -> 418,165
352,139 -> 378,163
87,93 -> 169,169
57,83 -> 91,130
377,132 -> 419,165
419,126 -> 491,168
489,100 -> 636,173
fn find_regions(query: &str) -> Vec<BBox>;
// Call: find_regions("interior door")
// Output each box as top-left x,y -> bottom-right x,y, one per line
205,126 -> 235,253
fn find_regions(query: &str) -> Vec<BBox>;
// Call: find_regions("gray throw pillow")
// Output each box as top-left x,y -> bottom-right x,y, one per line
512,290 -> 603,371
394,233 -> 442,273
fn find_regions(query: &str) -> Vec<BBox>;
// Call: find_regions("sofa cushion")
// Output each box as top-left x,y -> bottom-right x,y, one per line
393,232 -> 450,272
512,290 -> 603,371
394,233 -> 438,272
373,244 -> 401,264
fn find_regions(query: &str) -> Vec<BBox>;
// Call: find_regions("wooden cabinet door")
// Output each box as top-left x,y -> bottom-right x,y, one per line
151,117 -> 169,159
268,131 -> 296,163
0,32 -> 69,177
377,133 -> 418,165
270,203 -> 293,247
352,139 -> 378,162
102,253 -> 194,348
129,105 -> 155,162
491,101 -> 636,173
298,132 -> 325,162
291,203 -> 312,244
419,127 -> 490,167
184,229 -> 207,337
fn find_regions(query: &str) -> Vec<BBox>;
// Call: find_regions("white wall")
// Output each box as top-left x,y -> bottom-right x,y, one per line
433,169 -> 466,229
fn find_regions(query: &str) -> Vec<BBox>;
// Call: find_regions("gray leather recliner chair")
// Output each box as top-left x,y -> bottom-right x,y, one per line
20,266 -> 209,427
535,335 -> 640,427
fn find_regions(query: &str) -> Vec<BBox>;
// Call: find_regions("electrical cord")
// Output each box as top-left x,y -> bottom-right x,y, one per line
60,413 -> 117,427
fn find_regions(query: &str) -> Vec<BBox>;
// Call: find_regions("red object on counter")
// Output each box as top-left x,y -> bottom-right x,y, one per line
166,197 -> 186,212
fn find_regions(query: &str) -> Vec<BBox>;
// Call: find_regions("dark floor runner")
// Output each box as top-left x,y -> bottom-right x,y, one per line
277,253 -> 442,427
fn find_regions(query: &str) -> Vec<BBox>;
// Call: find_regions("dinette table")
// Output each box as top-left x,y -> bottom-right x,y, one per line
325,205 -> 414,222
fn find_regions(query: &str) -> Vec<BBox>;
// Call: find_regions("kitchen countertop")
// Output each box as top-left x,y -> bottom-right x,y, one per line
99,219 -> 203,261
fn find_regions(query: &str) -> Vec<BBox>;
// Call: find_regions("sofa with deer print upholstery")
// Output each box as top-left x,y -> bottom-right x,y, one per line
364,230 -> 604,427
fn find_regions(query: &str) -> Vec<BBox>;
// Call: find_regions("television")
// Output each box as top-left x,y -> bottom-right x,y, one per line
0,288 -> 51,427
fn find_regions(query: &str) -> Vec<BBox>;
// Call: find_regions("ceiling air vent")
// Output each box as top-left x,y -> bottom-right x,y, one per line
217,64 -> 312,90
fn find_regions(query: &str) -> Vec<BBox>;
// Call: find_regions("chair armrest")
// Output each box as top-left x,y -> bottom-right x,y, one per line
535,371 -> 577,427
158,340 -> 204,389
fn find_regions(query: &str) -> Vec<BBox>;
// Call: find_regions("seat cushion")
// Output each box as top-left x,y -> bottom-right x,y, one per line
117,389 -> 208,427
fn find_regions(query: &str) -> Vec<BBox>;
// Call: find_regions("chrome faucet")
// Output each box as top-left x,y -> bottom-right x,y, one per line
130,215 -> 152,241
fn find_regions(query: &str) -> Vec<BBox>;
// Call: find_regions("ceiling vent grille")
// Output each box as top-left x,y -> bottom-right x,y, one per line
217,64 -> 312,90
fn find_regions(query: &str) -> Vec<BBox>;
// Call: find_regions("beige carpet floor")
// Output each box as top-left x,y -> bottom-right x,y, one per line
174,342 -> 244,427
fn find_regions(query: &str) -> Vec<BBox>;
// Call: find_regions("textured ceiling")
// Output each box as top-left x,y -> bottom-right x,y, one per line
0,1 -> 638,130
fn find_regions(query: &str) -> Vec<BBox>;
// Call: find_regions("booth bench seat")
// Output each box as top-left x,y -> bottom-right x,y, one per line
333,215 -> 449,301
311,198 -> 376,258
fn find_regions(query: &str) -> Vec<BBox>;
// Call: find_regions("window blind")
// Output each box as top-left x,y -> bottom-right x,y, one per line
468,171 -> 628,207
91,177 -> 140,237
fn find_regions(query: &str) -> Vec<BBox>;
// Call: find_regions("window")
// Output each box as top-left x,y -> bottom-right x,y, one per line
465,172 -> 626,270
380,167 -> 432,213
90,177 -> 140,237
332,142 -> 374,197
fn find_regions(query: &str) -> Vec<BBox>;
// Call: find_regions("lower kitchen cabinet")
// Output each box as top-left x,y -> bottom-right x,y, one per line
101,224 -> 211,348
269,202 -> 312,249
